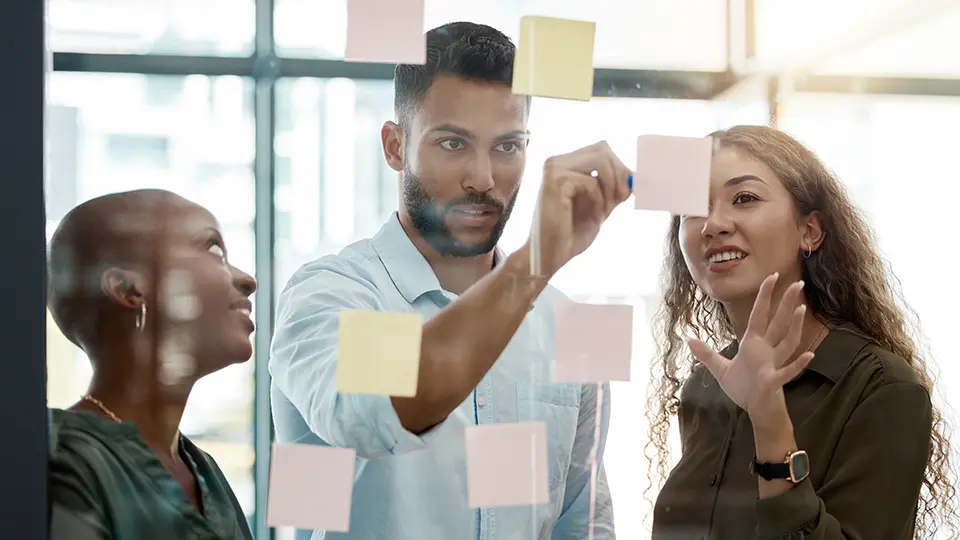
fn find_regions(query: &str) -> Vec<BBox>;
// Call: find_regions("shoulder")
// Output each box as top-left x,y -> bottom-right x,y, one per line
853,342 -> 930,415
859,342 -> 924,387
276,240 -> 388,314
830,325 -> 925,388
49,410 -> 117,507
50,410 -> 113,465
282,239 -> 382,293
826,327 -> 931,414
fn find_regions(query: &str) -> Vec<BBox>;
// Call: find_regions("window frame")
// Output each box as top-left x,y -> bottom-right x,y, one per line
42,1 -> 960,538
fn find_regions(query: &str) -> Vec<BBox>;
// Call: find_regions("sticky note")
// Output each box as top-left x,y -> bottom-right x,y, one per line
465,422 -> 549,508
554,302 -> 633,383
634,135 -> 713,217
512,16 -> 596,101
266,444 -> 356,532
336,310 -> 422,397
345,0 -> 426,64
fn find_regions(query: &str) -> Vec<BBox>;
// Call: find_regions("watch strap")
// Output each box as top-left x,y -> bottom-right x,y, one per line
752,457 -> 791,480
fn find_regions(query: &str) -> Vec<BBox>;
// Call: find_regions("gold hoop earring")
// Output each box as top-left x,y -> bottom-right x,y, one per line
135,303 -> 147,332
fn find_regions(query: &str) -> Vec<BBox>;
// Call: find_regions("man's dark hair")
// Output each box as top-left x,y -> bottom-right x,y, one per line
394,22 -> 527,126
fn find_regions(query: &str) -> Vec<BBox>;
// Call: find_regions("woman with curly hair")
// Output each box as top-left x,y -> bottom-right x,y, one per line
647,125 -> 957,539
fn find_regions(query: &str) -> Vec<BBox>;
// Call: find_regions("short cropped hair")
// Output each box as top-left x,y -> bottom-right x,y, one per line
393,21 -> 528,126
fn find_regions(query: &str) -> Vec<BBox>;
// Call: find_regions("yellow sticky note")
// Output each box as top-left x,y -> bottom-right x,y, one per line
512,16 -> 596,102
336,310 -> 423,397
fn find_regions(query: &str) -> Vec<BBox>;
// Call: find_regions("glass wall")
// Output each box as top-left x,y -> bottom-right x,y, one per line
274,78 -> 398,287
271,88 -> 762,537
45,71 -> 258,516
756,0 -> 960,78
44,1 -> 960,538
778,92 -> 960,425
48,0 -> 255,55
274,0 -> 728,70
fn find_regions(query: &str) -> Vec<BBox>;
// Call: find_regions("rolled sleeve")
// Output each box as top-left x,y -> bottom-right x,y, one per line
553,382 -> 615,539
269,259 -> 432,459
756,382 -> 932,540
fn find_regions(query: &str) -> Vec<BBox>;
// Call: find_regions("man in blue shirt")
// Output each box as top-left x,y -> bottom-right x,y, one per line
270,21 -> 632,540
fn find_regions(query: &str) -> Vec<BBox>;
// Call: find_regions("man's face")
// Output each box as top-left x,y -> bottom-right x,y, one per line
400,75 -> 529,257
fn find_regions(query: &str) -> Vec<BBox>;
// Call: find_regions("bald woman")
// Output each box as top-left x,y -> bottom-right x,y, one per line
47,189 -> 256,540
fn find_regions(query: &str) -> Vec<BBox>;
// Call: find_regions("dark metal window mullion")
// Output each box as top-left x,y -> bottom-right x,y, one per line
252,0 -> 278,538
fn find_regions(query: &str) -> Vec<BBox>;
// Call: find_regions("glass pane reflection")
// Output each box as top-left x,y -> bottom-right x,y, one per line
49,0 -> 255,56
273,78 -> 767,537
273,0 -> 727,70
46,71 -> 257,518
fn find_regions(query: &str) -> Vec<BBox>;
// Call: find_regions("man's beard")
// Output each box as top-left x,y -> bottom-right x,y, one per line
402,168 -> 517,257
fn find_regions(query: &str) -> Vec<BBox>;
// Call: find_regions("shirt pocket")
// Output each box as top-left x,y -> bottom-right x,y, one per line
516,380 -> 580,490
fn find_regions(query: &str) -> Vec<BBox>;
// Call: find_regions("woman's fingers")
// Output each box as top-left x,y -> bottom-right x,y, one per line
766,281 -> 804,346
773,304 -> 807,366
745,273 -> 779,338
687,337 -> 730,381
775,351 -> 815,387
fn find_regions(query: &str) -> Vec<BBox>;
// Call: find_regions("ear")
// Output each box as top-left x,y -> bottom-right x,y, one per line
381,121 -> 405,173
799,210 -> 825,252
100,267 -> 148,309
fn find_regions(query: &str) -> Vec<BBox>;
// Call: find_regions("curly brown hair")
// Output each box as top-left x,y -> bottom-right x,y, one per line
644,124 -> 958,538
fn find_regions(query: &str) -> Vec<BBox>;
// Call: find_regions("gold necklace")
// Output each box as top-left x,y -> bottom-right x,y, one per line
806,323 -> 828,352
81,394 -> 122,423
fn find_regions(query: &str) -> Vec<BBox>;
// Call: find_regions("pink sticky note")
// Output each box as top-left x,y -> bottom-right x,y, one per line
554,302 -> 633,383
346,0 -> 426,64
465,422 -> 549,508
634,135 -> 713,217
267,443 -> 355,532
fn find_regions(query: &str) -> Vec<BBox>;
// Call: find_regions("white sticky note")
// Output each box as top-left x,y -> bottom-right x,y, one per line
512,16 -> 596,101
634,135 -> 713,216
465,422 -> 549,508
336,310 -> 423,397
267,444 -> 355,532
345,0 -> 426,64
554,302 -> 633,383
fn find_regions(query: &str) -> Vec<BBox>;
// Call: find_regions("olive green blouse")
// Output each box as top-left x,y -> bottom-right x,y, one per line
652,323 -> 932,540
49,409 -> 254,540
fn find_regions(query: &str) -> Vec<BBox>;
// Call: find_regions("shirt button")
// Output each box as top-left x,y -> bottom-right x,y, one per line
477,395 -> 486,407
709,475 -> 717,486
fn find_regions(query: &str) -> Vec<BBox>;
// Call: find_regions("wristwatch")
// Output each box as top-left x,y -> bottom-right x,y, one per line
752,450 -> 810,483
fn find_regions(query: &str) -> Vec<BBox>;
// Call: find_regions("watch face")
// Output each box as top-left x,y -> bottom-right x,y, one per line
790,452 -> 810,481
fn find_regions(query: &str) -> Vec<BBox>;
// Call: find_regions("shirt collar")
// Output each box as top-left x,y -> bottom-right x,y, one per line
721,321 -> 868,383
803,321 -> 871,382
371,212 -> 506,304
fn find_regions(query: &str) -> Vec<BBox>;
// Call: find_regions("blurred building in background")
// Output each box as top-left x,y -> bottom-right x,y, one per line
43,1 -> 960,538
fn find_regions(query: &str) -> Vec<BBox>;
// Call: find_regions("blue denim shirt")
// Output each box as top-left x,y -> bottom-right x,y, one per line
269,214 -> 614,540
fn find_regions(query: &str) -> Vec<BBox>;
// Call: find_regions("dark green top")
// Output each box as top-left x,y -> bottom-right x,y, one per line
652,323 -> 932,540
49,409 -> 254,540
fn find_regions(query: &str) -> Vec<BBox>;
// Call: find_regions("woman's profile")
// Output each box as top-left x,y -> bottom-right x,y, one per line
646,125 -> 957,539
47,189 -> 257,540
